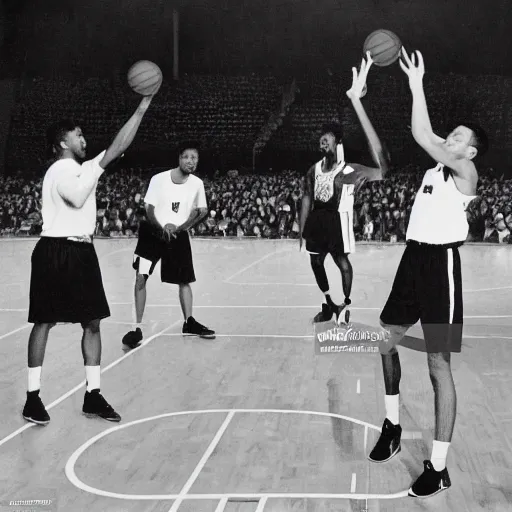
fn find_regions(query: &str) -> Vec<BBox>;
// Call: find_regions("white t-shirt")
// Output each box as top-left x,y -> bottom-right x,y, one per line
406,163 -> 476,244
41,151 -> 105,237
144,169 -> 207,226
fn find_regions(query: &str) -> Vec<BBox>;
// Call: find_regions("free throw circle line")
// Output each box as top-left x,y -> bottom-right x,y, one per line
65,408 -> 409,501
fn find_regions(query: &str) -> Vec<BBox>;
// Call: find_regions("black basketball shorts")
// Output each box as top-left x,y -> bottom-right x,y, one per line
28,237 -> 110,324
380,240 -> 464,353
133,221 -> 196,284
302,209 -> 345,255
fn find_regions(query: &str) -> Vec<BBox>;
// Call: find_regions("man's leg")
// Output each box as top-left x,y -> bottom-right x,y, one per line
134,271 -> 148,324
123,256 -> 155,349
179,282 -> 193,321
81,318 -> 121,422
310,252 -> 335,322
330,251 -> 353,306
408,351 -> 454,498
428,351 -> 456,460
23,323 -> 55,425
368,322 -> 409,462
180,282 -> 215,339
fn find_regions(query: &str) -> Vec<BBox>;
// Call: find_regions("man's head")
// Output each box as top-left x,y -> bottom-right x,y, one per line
444,123 -> 489,160
47,120 -> 86,160
319,123 -> 343,156
177,141 -> 199,174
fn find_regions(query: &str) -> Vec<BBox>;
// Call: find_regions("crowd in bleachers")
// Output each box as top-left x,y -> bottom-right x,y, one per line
1,166 -> 512,243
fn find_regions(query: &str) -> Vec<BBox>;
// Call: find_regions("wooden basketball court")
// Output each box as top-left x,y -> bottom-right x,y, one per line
0,238 -> 510,512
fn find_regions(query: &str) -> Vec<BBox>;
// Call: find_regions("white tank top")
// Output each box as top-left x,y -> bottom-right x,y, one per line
406,163 -> 476,245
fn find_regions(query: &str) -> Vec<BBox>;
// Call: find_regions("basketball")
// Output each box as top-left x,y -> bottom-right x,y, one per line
363,30 -> 402,67
127,60 -> 163,96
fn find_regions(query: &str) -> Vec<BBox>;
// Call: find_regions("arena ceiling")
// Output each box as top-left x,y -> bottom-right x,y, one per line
1,0 -> 511,78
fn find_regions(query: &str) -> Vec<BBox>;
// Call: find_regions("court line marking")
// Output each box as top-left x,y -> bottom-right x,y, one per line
168,411 -> 236,512
110,303 -> 381,311
65,408 -> 411,501
466,285 -> 512,292
214,498 -> 228,512
0,324 -> 30,340
226,282 -> 316,287
255,497 -> 267,511
163,333 -> 313,339
350,473 -> 357,493
0,321 -> 180,450
223,248 -> 291,283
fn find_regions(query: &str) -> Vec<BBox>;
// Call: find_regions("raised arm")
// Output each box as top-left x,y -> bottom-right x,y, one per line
346,52 -> 389,180
299,166 -> 314,250
100,94 -> 156,169
399,48 -> 471,175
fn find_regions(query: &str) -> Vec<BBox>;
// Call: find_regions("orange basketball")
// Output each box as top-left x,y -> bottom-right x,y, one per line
127,60 -> 163,96
363,30 -> 402,67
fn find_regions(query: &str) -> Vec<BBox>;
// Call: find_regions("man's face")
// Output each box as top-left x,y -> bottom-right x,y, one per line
319,132 -> 337,156
62,127 -> 86,159
444,126 -> 476,160
179,148 -> 199,174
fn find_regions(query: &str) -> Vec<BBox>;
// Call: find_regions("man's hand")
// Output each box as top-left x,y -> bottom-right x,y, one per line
346,51 -> 374,100
162,223 -> 178,242
399,48 -> 425,88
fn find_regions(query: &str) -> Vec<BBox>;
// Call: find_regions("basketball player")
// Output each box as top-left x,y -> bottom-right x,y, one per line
122,142 -> 214,349
22,93 -> 157,426
300,52 -> 389,323
369,48 -> 488,498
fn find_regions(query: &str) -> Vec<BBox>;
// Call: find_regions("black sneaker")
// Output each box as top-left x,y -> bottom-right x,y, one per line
313,303 -> 333,323
408,460 -> 451,498
368,418 -> 402,463
328,296 -> 351,325
22,390 -> 50,425
83,389 -> 121,422
183,317 -> 216,339
122,327 -> 143,349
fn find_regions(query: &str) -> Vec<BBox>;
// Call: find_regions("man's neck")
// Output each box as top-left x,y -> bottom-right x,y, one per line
171,167 -> 189,184
322,153 -> 337,172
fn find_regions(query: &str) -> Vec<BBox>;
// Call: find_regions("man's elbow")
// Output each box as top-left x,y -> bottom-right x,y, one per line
412,126 -> 434,148
197,207 -> 208,219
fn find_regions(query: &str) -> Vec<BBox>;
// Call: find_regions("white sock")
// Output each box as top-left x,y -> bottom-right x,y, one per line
132,322 -> 142,331
431,440 -> 450,471
85,366 -> 101,392
28,367 -> 42,392
384,394 -> 400,425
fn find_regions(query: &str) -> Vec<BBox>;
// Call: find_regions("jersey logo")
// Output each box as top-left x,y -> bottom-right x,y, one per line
423,185 -> 433,195
171,202 -> 180,213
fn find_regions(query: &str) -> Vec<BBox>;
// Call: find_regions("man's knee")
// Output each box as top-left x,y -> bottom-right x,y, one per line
33,322 -> 56,334
135,273 -> 148,291
81,318 -> 101,333
310,253 -> 326,268
427,352 -> 452,380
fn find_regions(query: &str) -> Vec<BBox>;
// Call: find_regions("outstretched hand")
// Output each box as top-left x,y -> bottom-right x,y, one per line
346,51 -> 373,100
399,48 -> 425,85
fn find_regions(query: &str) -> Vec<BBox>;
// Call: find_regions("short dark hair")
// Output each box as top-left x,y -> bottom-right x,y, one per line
46,119 -> 79,157
177,140 -> 200,156
451,121 -> 489,158
320,122 -> 343,143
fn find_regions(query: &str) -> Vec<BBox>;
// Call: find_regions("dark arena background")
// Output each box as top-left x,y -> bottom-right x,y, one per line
0,1 -> 511,511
